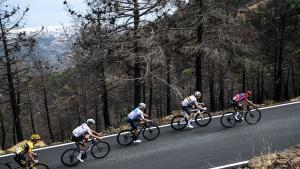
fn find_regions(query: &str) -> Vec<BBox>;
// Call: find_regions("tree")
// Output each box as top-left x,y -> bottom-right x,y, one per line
0,3 -> 30,142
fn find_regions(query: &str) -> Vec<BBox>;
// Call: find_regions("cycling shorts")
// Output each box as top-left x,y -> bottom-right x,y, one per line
14,153 -> 27,167
128,118 -> 139,129
181,106 -> 192,115
72,135 -> 85,145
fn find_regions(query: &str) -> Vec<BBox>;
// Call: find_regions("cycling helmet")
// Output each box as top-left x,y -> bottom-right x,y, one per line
86,119 -> 96,125
194,91 -> 201,97
30,134 -> 41,140
139,103 -> 146,109
246,90 -> 252,96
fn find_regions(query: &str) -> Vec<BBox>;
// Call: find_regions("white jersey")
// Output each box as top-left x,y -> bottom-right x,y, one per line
128,108 -> 144,120
72,123 -> 91,137
181,95 -> 198,107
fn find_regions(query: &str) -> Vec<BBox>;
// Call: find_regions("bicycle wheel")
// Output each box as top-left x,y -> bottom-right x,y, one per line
143,124 -> 160,140
33,163 -> 49,169
171,115 -> 188,130
195,112 -> 212,126
117,129 -> 134,146
220,112 -> 236,128
91,140 -> 110,159
245,108 -> 261,125
61,148 -> 80,166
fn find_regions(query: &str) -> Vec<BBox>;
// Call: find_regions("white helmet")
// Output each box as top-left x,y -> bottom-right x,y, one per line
139,103 -> 146,109
194,91 -> 201,97
86,119 -> 95,125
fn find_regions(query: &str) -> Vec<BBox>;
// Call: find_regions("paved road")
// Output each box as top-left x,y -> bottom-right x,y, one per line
1,103 -> 300,169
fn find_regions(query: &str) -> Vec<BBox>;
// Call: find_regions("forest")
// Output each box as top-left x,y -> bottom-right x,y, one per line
0,0 -> 299,149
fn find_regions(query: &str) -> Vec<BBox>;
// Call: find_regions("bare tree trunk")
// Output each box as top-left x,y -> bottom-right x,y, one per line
209,61 -> 216,112
27,91 -> 36,133
261,69 -> 265,102
218,74 -> 225,110
0,110 -> 5,149
149,77 -> 153,119
257,67 -> 261,103
133,0 -> 141,107
275,16 -> 286,101
97,62 -> 111,129
291,62 -> 297,97
166,58 -> 171,115
195,0 -> 203,102
40,67 -> 54,142
242,68 -> 246,92
95,98 -> 100,131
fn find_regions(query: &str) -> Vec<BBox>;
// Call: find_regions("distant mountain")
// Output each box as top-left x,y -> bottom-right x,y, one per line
22,26 -> 74,69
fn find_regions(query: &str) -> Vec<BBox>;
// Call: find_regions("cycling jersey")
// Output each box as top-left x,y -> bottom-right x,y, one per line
181,95 -> 198,107
233,93 -> 249,102
15,141 -> 34,154
72,123 -> 91,137
128,108 -> 144,120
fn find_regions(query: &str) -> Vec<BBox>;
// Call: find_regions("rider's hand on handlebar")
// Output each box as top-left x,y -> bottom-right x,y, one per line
33,159 -> 39,164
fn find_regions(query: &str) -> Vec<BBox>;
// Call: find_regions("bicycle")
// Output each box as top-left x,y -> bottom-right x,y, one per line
220,105 -> 261,128
117,120 -> 160,146
0,155 -> 49,169
61,138 -> 110,166
171,107 -> 211,130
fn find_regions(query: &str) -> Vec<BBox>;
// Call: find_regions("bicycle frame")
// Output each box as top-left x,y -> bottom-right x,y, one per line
134,121 -> 153,136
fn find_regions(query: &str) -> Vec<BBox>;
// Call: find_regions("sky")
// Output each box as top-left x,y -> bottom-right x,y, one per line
8,0 -> 86,28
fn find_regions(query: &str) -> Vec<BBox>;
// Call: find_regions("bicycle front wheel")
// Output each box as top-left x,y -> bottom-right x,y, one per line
195,112 -> 212,126
220,112 -> 236,128
171,115 -> 188,130
91,140 -> 110,159
61,148 -> 80,166
245,109 -> 261,125
33,163 -> 49,169
143,124 -> 160,140
117,129 -> 134,146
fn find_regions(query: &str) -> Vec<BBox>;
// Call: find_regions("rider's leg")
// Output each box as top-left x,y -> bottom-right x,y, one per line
128,119 -> 138,140
14,154 -> 27,169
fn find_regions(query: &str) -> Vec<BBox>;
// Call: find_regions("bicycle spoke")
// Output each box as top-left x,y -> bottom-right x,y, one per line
91,141 -> 110,159
61,148 -> 80,166
117,130 -> 134,146
171,115 -> 188,130
245,109 -> 261,125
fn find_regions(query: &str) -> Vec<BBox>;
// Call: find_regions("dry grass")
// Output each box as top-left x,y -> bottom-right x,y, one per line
242,144 -> 300,169
5,140 -> 47,153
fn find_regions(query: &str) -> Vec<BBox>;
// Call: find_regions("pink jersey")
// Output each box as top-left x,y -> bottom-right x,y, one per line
233,93 -> 249,102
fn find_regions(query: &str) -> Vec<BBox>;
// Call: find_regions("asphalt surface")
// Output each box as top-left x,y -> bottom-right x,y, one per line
1,103 -> 300,169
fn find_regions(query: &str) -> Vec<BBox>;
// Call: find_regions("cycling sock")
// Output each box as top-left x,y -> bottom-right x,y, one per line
78,151 -> 84,158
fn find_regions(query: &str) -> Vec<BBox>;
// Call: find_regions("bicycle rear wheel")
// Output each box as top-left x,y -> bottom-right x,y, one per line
61,148 -> 80,166
117,129 -> 134,146
220,112 -> 236,128
245,109 -> 261,125
143,124 -> 160,140
33,163 -> 49,169
195,112 -> 211,126
171,115 -> 188,130
91,140 -> 110,159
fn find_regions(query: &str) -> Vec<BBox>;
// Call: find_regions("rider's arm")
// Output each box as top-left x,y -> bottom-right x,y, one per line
246,99 -> 257,108
88,130 -> 102,140
28,151 -> 37,162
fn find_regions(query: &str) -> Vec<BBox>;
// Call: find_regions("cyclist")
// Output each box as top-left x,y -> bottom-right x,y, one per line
232,90 -> 257,120
72,119 -> 102,162
14,134 -> 41,169
181,91 -> 205,128
127,103 -> 151,143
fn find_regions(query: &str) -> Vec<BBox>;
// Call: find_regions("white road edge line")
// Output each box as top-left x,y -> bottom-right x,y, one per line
1,101 -> 299,158
209,160 -> 249,169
